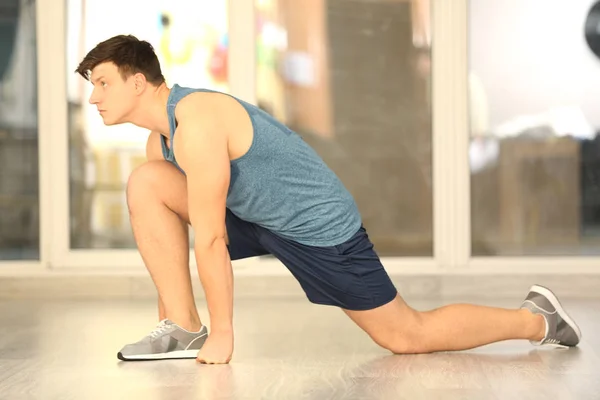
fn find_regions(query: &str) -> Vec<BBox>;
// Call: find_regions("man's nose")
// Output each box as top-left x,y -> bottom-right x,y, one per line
89,89 -> 99,105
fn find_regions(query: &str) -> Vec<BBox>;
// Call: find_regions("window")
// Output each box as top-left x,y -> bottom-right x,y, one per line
469,0 -> 600,256
66,0 -> 228,249
0,0 -> 39,260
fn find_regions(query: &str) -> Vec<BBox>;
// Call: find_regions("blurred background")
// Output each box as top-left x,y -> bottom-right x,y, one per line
2,0 -> 600,272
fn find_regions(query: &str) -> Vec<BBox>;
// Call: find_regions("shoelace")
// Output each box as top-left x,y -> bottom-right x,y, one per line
149,320 -> 172,339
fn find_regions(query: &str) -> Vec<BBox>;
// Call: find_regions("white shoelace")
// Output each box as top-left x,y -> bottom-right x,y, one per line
149,320 -> 172,339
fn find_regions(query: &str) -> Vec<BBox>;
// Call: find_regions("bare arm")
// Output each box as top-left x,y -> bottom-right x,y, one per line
174,96 -> 233,335
145,131 -> 165,161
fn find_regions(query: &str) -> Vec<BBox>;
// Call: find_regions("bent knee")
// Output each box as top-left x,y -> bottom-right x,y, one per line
371,318 -> 426,354
376,335 -> 422,355
127,160 -> 170,197
127,160 -> 186,209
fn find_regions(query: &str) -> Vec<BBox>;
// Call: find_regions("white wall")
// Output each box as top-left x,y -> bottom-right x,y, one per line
470,0 -> 600,130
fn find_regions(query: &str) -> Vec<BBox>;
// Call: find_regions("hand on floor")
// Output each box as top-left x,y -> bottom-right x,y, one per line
196,331 -> 233,364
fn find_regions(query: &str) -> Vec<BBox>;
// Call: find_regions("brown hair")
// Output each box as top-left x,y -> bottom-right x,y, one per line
75,35 -> 165,86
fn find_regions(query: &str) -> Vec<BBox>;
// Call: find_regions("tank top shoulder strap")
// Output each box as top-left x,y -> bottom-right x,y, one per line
159,84 -> 211,171
160,84 -> 257,171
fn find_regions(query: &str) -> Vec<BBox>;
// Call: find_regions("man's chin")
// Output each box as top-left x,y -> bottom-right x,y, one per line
101,118 -> 123,126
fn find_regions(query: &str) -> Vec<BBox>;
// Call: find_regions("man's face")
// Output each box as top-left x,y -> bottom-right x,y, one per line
88,62 -> 138,125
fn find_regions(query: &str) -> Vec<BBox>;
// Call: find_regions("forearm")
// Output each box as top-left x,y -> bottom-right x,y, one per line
194,237 -> 234,332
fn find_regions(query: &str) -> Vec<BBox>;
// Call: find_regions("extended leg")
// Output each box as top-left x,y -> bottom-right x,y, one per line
344,294 -> 547,354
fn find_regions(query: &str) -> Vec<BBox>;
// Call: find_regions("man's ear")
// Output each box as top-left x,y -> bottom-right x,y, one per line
132,72 -> 148,94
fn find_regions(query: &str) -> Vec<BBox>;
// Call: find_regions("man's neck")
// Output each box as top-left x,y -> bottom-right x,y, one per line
128,83 -> 171,136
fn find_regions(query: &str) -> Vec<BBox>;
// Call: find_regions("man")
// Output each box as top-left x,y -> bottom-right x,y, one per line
76,35 -> 581,364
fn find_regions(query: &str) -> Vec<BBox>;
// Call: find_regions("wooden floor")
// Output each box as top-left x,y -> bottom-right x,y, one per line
1,296 -> 599,399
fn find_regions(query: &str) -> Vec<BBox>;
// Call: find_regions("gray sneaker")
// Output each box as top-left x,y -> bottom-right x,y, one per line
117,319 -> 208,361
520,285 -> 582,348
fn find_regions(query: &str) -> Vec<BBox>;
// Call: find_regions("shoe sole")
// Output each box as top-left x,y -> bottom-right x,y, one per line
530,284 -> 582,342
117,349 -> 198,361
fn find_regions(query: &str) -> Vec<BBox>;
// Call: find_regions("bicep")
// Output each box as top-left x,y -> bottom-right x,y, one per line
176,119 -> 230,241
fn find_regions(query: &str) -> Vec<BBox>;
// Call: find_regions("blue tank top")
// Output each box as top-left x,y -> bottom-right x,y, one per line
161,84 -> 362,247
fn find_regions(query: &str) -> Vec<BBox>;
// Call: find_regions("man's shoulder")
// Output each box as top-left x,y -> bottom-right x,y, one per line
175,87 -> 220,107
174,89 -> 246,125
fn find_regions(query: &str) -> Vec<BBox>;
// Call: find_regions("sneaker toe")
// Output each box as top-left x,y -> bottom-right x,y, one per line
118,342 -> 152,359
561,327 -> 581,347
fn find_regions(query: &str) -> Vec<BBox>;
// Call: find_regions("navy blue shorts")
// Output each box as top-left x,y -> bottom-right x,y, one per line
225,209 -> 398,311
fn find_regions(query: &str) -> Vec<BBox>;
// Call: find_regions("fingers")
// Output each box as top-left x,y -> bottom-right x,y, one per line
196,357 -> 231,364
196,355 -> 231,364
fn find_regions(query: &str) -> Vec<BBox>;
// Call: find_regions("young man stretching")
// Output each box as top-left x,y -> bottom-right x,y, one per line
76,35 -> 581,364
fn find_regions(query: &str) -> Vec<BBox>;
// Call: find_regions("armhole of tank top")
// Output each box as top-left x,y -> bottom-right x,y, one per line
159,133 -> 170,160
230,100 -> 258,164
165,98 -> 180,161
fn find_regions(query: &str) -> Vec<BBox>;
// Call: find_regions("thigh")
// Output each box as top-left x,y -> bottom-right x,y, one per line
225,209 -> 270,260
127,160 -> 190,221
258,225 -> 398,310
129,160 -> 267,255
